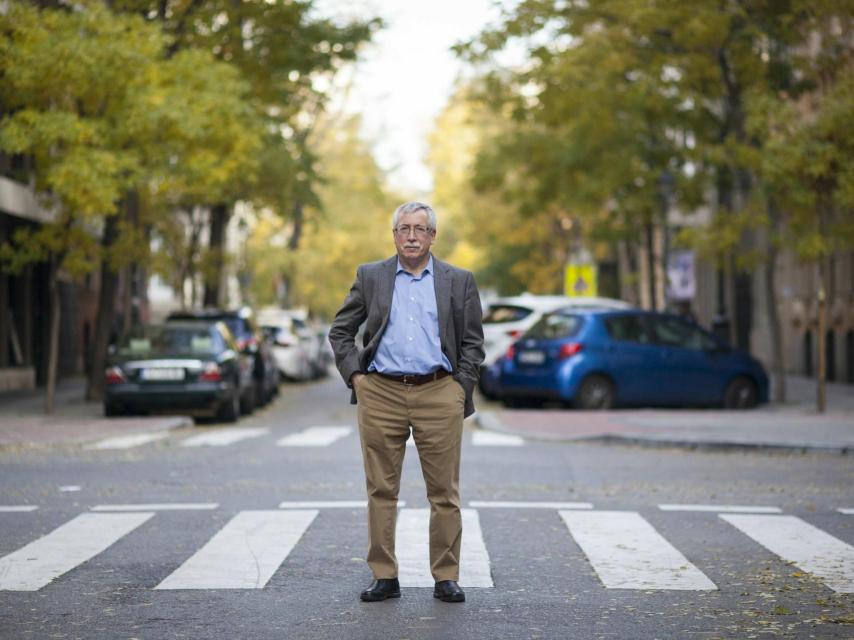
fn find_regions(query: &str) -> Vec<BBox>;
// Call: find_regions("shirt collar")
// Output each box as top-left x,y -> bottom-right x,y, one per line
396,254 -> 433,276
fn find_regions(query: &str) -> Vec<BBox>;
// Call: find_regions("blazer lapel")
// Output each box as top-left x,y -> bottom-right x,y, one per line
376,256 -> 398,322
432,256 -> 452,337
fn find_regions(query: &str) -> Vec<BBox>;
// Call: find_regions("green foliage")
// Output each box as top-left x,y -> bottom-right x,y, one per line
113,0 -> 381,225
0,1 -> 265,286
444,0 -> 854,296
246,115 -> 398,318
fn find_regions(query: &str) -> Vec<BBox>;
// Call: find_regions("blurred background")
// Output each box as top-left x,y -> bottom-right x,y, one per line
0,0 -> 852,413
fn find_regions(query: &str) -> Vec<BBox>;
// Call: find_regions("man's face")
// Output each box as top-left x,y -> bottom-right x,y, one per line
393,210 -> 435,263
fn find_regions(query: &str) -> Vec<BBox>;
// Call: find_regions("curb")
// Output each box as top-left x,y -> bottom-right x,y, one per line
474,411 -> 851,455
0,415 -> 194,451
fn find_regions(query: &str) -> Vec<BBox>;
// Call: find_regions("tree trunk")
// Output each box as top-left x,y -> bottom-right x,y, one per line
44,253 -> 61,415
645,221 -> 656,310
203,202 -> 230,307
288,199 -> 304,250
85,213 -> 121,402
120,263 -> 132,335
817,273 -> 826,413
764,199 -> 786,403
120,191 -> 140,333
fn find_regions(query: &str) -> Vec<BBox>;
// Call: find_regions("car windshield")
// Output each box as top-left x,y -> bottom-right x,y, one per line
118,326 -> 218,356
221,317 -> 252,339
483,305 -> 532,324
525,313 -> 583,339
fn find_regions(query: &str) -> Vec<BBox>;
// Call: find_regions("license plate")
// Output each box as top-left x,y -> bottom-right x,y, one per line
517,350 -> 545,365
141,368 -> 185,381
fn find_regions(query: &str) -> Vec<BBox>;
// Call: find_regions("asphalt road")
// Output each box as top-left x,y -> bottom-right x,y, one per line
1,375 -> 852,639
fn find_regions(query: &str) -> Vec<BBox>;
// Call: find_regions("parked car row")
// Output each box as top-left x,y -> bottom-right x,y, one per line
104,306 -> 331,421
480,301 -> 769,410
256,308 -> 333,382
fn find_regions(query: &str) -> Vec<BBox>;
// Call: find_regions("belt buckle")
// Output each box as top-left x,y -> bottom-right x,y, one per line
402,374 -> 416,386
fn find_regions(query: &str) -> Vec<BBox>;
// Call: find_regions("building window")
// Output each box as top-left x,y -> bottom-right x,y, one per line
826,330 -> 836,382
803,330 -> 813,377
846,330 -> 854,385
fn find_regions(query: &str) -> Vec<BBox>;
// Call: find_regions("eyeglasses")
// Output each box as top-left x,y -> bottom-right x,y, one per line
394,225 -> 432,237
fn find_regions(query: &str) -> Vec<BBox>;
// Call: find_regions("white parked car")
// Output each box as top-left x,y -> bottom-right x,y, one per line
261,321 -> 311,381
478,294 -> 633,398
258,308 -> 326,380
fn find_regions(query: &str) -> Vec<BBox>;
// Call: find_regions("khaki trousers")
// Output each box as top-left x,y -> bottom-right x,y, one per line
355,373 -> 465,582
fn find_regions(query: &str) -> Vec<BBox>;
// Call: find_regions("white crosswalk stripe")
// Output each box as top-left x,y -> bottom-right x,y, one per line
721,514 -> 854,593
155,510 -> 318,589
180,427 -> 270,447
86,432 -> 169,450
395,508 -> 493,587
2,506 -> 851,593
276,426 -> 352,447
0,512 -> 153,591
560,510 -> 717,590
91,503 -> 219,512
658,504 -> 782,514
471,430 -> 524,446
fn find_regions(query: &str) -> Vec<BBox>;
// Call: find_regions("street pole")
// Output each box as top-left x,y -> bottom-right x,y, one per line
817,285 -> 826,413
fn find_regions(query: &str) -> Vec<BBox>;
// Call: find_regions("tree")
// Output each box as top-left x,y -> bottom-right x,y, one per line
452,0 -> 853,404
749,64 -> 854,410
246,115 -> 399,319
113,0 -> 382,306
0,2 -> 261,409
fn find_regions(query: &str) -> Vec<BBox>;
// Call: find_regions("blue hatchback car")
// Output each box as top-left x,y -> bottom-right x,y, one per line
496,309 -> 769,409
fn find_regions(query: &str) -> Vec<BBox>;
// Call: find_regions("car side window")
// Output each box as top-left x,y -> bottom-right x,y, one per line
210,328 -> 226,352
483,305 -> 532,324
650,317 -> 716,350
218,324 -> 238,351
603,315 -> 650,344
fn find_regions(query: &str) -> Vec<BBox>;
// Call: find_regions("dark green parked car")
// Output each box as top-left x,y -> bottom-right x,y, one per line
103,321 -> 254,422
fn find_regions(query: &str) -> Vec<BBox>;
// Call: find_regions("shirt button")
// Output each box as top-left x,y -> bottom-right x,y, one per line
408,337 -> 413,341
410,297 -> 415,301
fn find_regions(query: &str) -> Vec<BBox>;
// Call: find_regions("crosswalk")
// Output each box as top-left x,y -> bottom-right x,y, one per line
2,504 -> 852,594
85,425 -> 528,451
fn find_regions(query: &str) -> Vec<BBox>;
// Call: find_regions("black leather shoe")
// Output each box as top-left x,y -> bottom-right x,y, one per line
360,578 -> 401,602
433,580 -> 465,602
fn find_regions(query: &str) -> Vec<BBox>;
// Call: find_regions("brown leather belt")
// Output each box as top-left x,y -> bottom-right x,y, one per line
375,369 -> 451,386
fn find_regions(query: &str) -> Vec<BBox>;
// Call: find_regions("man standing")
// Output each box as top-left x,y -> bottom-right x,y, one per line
328,201 -> 484,603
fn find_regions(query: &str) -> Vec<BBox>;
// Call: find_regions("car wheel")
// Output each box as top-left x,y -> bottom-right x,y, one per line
255,379 -> 268,407
574,375 -> 616,410
241,383 -> 257,415
723,376 -> 758,409
104,402 -> 123,417
501,396 -> 542,409
478,371 -> 499,401
217,385 -> 240,423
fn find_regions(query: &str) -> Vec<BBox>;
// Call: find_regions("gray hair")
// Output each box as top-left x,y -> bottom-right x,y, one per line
391,201 -> 437,230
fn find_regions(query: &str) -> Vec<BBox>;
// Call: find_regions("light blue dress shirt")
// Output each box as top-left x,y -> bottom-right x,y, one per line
369,255 -> 453,375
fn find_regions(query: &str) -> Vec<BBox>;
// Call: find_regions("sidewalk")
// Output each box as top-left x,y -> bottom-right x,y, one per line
475,375 -> 854,454
0,377 -> 191,449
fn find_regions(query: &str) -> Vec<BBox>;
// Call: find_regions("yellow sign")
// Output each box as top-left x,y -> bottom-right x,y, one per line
564,264 -> 597,297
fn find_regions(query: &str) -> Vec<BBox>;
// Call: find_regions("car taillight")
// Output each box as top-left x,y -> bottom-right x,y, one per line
199,362 -> 222,382
237,337 -> 258,351
506,344 -> 516,360
558,342 -> 583,359
105,366 -> 126,385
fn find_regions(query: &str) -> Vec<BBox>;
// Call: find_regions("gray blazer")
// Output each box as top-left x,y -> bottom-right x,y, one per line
328,255 -> 485,418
